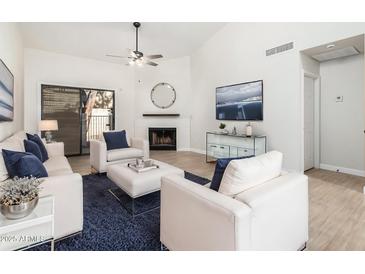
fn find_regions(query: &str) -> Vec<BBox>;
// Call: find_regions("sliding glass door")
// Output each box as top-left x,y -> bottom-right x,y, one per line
41,84 -> 115,156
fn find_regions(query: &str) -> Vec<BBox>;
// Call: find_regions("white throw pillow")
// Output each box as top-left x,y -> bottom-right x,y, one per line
218,151 -> 283,196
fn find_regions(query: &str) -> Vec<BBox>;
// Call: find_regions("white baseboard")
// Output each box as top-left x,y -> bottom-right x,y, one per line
177,148 -> 192,152
176,147 -> 206,154
187,148 -> 206,155
319,163 -> 365,177
156,147 -> 205,154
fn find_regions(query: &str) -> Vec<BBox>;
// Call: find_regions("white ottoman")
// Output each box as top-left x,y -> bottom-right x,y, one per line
107,160 -> 184,198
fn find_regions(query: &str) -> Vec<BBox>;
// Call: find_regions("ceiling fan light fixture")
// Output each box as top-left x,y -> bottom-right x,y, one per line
106,22 -> 163,66
136,59 -> 143,66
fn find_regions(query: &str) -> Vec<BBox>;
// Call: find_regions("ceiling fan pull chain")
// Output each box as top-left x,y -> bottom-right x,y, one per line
136,25 -> 139,52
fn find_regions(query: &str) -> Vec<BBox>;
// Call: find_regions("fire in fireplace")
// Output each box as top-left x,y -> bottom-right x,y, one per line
148,127 -> 176,150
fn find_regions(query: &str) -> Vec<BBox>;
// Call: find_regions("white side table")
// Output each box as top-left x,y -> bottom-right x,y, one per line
44,141 -> 65,157
0,195 -> 55,251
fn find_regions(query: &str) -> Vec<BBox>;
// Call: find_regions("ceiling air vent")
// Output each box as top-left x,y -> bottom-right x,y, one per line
312,46 -> 360,62
266,42 -> 294,56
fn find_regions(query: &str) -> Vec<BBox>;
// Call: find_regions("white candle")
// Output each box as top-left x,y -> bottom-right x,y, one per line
246,124 -> 252,136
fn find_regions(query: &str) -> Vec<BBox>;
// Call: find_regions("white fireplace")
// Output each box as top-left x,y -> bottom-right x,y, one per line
134,117 -> 191,151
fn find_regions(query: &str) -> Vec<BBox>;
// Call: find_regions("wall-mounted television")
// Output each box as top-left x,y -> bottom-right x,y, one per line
216,80 -> 263,121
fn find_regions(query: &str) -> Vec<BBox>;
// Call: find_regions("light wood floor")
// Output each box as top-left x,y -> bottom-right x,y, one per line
68,151 -> 365,251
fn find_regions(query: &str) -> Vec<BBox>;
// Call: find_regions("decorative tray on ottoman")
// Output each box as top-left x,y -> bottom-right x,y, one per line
127,159 -> 160,173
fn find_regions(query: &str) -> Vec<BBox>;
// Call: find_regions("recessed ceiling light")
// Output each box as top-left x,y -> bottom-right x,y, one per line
313,46 -> 359,62
326,44 -> 335,49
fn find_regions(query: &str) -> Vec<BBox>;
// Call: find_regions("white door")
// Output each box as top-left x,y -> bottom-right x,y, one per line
304,76 -> 315,171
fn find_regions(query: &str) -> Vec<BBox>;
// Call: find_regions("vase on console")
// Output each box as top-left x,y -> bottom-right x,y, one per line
246,122 -> 252,137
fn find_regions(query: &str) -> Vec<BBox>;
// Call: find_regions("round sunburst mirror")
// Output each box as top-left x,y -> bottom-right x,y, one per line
150,83 -> 176,109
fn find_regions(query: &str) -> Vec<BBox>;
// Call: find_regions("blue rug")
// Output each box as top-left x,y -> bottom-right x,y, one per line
31,171 -> 210,251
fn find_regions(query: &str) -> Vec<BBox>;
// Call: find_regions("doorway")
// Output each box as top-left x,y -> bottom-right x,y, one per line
303,75 -> 317,171
301,34 -> 365,176
41,84 -> 115,156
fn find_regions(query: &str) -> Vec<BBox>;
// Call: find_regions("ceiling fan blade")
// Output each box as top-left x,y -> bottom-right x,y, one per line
106,54 -> 129,58
146,61 -> 158,66
146,54 -> 163,60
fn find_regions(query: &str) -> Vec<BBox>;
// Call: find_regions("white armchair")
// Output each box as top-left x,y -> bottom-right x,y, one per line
90,137 -> 149,173
160,172 -> 308,251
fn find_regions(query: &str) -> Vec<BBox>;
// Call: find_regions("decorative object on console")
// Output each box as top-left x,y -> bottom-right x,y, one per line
231,126 -> 237,135
246,122 -> 252,137
0,59 -> 14,122
218,123 -> 228,134
0,176 -> 43,220
103,130 -> 129,150
151,83 -> 176,109
26,133 -> 49,162
2,149 -> 48,179
38,120 -> 58,143
206,131 -> 266,163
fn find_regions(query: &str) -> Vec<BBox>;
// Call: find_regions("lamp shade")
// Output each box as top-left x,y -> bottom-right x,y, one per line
38,120 -> 58,131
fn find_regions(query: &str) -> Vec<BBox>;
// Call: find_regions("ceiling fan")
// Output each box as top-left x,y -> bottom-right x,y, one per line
106,22 -> 163,67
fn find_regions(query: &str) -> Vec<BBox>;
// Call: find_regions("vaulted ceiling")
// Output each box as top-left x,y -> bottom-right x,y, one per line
20,23 -> 226,63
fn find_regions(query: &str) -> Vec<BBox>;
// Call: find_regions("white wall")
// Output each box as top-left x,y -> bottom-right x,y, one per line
190,23 -> 365,171
133,56 -> 192,149
0,23 -> 24,141
301,54 -> 320,75
134,56 -> 192,118
23,49 -> 192,143
320,55 -> 364,173
24,48 -> 135,135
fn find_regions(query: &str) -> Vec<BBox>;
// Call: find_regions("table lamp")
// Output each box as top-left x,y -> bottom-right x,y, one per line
39,120 -> 58,143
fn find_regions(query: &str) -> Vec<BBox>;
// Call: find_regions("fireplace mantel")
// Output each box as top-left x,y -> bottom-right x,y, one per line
142,113 -> 180,117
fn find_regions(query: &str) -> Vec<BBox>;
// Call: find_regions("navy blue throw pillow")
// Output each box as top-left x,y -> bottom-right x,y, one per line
15,155 -> 48,178
24,139 -> 43,162
210,156 -> 253,192
26,133 -> 49,162
2,149 -> 48,178
103,130 -> 129,151
2,150 -> 30,178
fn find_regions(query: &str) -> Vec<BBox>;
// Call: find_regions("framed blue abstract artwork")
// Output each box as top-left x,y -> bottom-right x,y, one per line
0,59 -> 14,122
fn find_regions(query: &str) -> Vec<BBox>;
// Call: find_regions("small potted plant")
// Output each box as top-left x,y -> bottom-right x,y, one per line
219,123 -> 228,134
0,177 -> 43,220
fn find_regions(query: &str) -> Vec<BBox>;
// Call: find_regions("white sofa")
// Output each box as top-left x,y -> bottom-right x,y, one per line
0,131 -> 83,240
160,152 -> 308,251
90,135 -> 149,173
